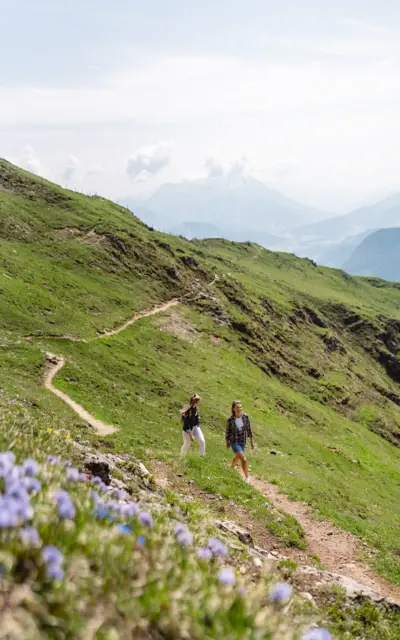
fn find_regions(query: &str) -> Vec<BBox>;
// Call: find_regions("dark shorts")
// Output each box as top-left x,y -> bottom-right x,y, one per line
231,443 -> 246,454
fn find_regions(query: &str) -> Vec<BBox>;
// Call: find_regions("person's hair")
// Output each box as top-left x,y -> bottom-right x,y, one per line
180,394 -> 201,415
231,400 -> 241,414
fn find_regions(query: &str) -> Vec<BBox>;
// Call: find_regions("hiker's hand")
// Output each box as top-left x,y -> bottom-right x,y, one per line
226,441 -> 230,449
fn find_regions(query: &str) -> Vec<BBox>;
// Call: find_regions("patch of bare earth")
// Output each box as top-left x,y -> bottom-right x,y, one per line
55,228 -> 108,247
156,310 -> 199,344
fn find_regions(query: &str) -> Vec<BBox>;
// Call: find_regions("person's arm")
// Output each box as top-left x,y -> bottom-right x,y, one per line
226,419 -> 231,448
247,416 -> 255,449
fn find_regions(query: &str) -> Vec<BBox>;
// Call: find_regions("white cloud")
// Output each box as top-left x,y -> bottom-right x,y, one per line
125,142 -> 172,182
1,49 -> 400,126
268,160 -> 299,182
204,157 -> 225,178
2,15 -> 400,211
20,145 -> 42,175
85,165 -> 105,179
204,155 -> 248,180
62,155 -> 81,183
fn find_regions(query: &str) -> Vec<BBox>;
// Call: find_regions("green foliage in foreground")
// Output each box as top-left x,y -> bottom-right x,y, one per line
0,398 -> 399,639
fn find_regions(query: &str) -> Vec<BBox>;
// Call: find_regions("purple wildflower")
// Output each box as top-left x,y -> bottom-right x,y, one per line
66,467 -> 80,482
93,507 -> 113,521
47,455 -> 61,466
46,563 -> 65,581
102,485 -> 113,495
23,477 -> 41,494
218,567 -> 236,586
0,506 -> 18,528
20,526 -> 41,546
57,499 -> 76,520
302,629 -> 332,640
137,535 -> 145,546
42,545 -> 63,566
1,493 -> 32,522
54,490 -> 70,504
22,459 -> 39,477
5,483 -> 29,504
79,473 -> 88,482
196,547 -> 213,561
42,545 -> 65,582
91,476 -> 103,486
63,461 -> 72,468
139,511 -> 154,528
5,466 -> 23,485
1,451 -> 15,464
112,488 -> 125,500
121,502 -> 138,518
0,452 -> 15,476
270,582 -> 293,604
117,524 -> 133,534
207,537 -> 228,557
110,501 -> 123,515
174,523 -> 193,546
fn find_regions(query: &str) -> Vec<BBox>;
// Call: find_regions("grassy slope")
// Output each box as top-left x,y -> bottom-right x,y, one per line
1,160 -> 400,593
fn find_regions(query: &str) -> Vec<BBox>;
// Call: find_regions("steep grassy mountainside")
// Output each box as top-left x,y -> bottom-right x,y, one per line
344,227 -> 400,281
0,160 -> 400,637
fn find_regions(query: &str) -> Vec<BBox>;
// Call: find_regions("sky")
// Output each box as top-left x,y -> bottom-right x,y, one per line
1,0 -> 400,213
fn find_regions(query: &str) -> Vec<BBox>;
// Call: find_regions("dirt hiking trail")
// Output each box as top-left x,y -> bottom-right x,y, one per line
43,299 -> 180,436
44,356 -> 118,436
88,299 -> 179,341
250,475 -> 400,605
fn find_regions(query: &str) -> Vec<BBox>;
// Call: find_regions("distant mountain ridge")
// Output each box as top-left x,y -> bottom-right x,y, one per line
290,193 -> 400,242
344,227 -> 400,281
122,174 -> 331,238
122,180 -> 400,278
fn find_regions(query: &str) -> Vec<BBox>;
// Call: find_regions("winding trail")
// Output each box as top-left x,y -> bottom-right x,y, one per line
250,475 -> 400,605
44,356 -> 118,436
87,299 -> 179,341
40,273 -> 219,434
43,299 -> 180,436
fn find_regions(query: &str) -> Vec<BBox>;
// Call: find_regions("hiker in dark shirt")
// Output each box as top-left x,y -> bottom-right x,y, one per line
226,400 -> 254,482
180,394 -> 206,456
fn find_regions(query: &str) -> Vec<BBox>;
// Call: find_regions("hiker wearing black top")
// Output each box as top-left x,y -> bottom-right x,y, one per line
180,394 -> 206,456
226,400 -> 254,482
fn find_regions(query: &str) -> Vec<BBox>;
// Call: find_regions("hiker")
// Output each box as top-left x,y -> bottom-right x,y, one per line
226,400 -> 254,482
180,394 -> 206,457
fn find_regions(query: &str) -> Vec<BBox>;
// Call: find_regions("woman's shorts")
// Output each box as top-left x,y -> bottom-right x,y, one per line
231,443 -> 245,454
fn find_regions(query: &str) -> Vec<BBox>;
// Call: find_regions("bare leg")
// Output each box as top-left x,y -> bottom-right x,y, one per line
231,454 -> 240,468
238,453 -> 249,479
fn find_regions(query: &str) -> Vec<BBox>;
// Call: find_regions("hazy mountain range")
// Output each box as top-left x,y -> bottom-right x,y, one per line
343,228 -> 400,282
122,175 -> 400,280
122,174 -> 331,236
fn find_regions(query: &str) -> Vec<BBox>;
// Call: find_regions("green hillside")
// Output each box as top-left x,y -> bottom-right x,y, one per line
1,160 -> 400,638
